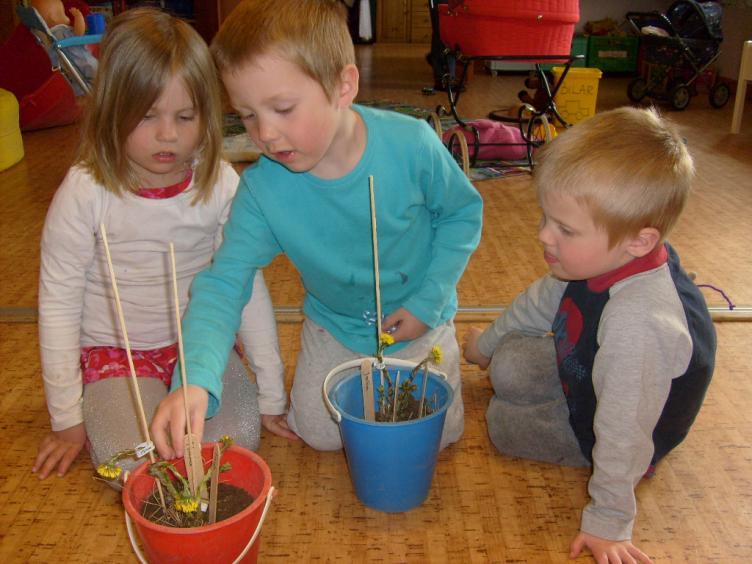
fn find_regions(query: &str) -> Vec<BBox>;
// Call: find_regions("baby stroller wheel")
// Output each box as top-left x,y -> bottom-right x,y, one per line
669,84 -> 691,111
627,78 -> 648,103
709,83 -> 730,109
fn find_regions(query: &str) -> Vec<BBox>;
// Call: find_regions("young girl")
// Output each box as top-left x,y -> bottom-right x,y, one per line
32,7 -> 283,481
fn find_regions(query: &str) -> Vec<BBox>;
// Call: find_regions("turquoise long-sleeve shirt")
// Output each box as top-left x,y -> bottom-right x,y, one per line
176,104 -> 483,416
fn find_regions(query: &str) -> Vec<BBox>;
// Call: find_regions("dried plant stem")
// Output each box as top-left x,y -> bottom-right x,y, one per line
100,223 -> 165,510
417,363 -> 429,417
208,443 -> 220,524
392,371 -> 400,422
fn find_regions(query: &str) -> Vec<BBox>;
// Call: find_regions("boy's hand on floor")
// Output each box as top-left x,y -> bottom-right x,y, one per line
33,423 -> 87,479
382,308 -> 428,342
150,385 -> 208,459
462,327 -> 491,369
570,531 -> 653,564
261,414 -> 300,441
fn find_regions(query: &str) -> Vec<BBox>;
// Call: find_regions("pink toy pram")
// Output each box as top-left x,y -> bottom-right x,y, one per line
435,0 -> 580,170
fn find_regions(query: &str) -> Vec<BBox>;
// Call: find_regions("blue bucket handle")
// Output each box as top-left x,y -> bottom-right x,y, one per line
322,356 -> 448,423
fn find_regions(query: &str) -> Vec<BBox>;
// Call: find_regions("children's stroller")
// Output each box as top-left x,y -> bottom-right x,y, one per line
626,0 -> 729,111
434,0 -> 581,173
15,1 -> 102,96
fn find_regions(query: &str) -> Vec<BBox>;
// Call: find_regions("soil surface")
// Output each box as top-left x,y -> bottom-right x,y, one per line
140,483 -> 254,528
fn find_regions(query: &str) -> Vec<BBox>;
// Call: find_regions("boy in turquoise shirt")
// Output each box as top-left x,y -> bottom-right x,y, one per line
151,0 -> 482,454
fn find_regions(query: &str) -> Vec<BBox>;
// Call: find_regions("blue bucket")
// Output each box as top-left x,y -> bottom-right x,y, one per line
323,357 -> 453,512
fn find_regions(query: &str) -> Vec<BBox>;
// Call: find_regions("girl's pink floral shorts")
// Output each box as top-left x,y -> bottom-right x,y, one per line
80,344 -> 177,386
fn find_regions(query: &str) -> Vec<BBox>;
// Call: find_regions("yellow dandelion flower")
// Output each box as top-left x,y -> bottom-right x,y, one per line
430,345 -> 443,365
380,333 -> 395,347
96,463 -> 122,480
175,496 -> 200,513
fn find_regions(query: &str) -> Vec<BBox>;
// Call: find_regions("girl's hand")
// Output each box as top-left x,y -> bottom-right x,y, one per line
570,531 -> 653,564
33,423 -> 87,479
462,327 -> 491,369
150,385 -> 208,459
382,308 -> 428,343
261,414 -> 300,441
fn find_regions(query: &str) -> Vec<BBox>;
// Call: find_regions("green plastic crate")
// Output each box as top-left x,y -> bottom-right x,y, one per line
587,35 -> 639,73
540,35 -> 588,71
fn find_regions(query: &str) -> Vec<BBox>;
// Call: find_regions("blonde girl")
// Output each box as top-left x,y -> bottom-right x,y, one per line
33,8 -> 283,481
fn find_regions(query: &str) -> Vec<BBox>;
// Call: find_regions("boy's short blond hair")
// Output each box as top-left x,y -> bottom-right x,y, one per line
534,106 -> 694,247
78,8 -> 223,203
211,0 -> 355,99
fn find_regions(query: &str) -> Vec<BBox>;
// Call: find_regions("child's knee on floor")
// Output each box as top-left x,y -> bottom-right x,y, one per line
287,407 -> 343,451
489,332 -> 561,404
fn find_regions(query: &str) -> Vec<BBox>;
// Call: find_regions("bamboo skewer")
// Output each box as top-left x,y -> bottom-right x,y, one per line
368,176 -> 386,393
169,243 -> 204,500
368,176 -> 383,357
100,223 -> 165,509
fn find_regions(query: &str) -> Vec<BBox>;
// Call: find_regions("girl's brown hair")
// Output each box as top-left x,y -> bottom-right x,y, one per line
78,8 -> 223,202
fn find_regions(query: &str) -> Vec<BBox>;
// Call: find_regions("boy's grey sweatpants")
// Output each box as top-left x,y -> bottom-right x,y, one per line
486,332 -> 590,467
287,318 -> 464,451
83,349 -> 260,479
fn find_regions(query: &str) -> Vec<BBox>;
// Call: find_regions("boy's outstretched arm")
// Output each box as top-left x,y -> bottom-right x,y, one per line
399,123 -> 483,330
570,531 -> 653,563
151,385 -> 208,459
160,177 -> 282,455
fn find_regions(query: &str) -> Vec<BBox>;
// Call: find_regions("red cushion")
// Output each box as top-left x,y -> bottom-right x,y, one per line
19,72 -> 80,131
0,25 -> 53,100
0,2 -> 90,131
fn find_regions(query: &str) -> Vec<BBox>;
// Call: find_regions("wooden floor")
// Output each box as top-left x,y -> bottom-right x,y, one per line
1,43 -> 751,563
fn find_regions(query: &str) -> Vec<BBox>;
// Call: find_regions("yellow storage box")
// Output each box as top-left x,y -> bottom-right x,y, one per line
551,67 -> 603,125
0,88 -> 24,172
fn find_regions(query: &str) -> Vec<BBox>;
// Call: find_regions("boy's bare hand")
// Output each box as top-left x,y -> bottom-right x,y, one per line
462,327 -> 491,369
33,423 -> 87,479
382,308 -> 428,342
150,385 -> 208,459
570,531 -> 653,564
261,414 -> 300,441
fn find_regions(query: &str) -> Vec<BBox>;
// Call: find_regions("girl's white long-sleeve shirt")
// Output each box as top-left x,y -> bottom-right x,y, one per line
39,162 -> 285,432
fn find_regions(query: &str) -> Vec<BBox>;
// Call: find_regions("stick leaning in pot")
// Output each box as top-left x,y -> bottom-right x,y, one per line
168,242 -> 205,501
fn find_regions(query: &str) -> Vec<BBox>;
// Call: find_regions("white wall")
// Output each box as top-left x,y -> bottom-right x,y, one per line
720,5 -> 752,79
